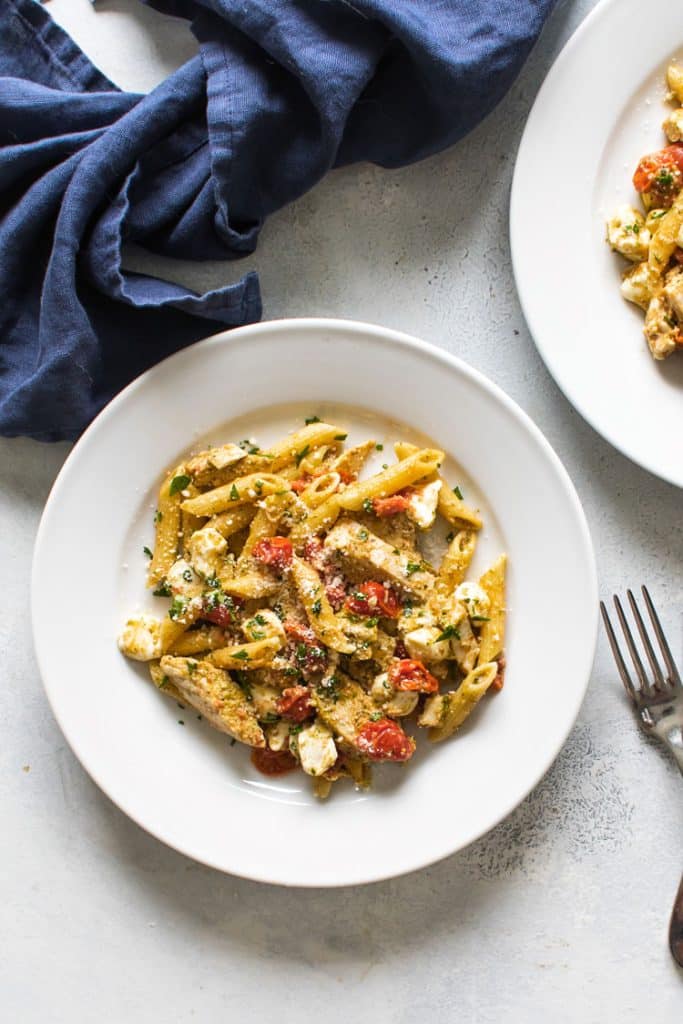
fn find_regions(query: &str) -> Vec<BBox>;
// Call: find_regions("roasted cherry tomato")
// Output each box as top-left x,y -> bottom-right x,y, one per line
290,476 -> 312,494
251,748 -> 298,776
284,621 -> 317,645
344,581 -> 400,618
356,718 -> 415,762
371,492 -> 411,517
388,658 -> 439,694
633,145 -> 683,205
277,685 -> 314,722
252,536 -> 293,571
202,604 -> 235,628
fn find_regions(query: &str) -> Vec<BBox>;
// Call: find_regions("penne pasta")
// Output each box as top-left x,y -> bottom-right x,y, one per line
118,417 -> 507,799
337,448 -> 443,510
180,473 -> 288,516
477,554 -> 507,665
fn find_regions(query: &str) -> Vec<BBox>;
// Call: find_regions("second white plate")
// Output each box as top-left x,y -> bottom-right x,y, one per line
511,0 -> 683,488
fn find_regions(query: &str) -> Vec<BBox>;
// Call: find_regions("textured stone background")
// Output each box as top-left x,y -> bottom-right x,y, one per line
2,1 -> 681,1019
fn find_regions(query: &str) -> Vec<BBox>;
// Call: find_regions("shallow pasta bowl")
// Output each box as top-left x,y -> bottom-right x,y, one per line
31,318 -> 597,886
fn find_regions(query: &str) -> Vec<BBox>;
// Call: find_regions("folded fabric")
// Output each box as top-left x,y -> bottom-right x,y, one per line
0,0 -> 557,441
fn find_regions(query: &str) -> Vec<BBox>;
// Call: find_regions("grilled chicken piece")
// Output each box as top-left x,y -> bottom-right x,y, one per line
324,519 -> 434,600
312,671 -> 375,750
159,655 -> 265,747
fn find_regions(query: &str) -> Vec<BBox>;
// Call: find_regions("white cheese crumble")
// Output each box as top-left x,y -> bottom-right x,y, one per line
117,614 -> 162,661
297,721 -> 337,776
187,526 -> 227,578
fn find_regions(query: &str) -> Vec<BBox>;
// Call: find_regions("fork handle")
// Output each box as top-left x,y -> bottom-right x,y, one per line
657,723 -> 683,776
670,874 -> 683,968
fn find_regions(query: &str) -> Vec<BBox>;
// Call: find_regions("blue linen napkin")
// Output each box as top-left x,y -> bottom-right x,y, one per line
0,0 -> 556,440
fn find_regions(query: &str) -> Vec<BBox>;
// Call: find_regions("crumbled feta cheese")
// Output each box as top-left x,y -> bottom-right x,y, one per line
187,526 -> 227,578
620,261 -> 660,310
607,205 -> 650,262
405,479 -> 442,529
297,721 -> 337,776
118,614 -> 161,661
405,625 -> 451,662
167,558 -> 203,599
454,581 -> 491,619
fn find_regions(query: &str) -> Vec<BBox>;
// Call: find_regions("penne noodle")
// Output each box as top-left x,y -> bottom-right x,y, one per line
180,473 -> 288,516
434,529 -> 477,597
208,636 -> 282,670
337,448 -> 443,510
477,554 -> 507,664
208,505 -> 257,538
147,463 -> 185,588
424,662 -> 499,742
290,556 -> 357,654
395,441 -> 482,529
169,626 -> 230,656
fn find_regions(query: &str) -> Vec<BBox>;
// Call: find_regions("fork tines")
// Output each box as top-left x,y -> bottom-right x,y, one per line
600,586 -> 681,705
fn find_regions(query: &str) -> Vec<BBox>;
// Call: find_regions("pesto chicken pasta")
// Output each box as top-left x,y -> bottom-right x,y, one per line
118,418 -> 507,799
606,62 -> 683,360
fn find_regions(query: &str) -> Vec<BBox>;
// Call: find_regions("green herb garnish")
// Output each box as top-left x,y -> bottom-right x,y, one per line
305,415 -> 321,425
143,546 -> 153,559
182,568 -> 193,582
375,443 -> 383,451
471,615 -> 491,623
452,485 -> 464,500
154,510 -> 163,524
168,597 -> 187,620
295,444 -> 310,467
334,434 -> 348,441
311,599 -> 322,616
436,624 -> 461,642
169,474 -> 190,496
405,561 -> 422,576
362,497 -> 374,513
358,528 -> 368,541
233,650 -> 250,661
153,581 -> 172,597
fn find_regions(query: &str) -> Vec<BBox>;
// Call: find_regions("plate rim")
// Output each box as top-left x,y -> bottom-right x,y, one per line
510,0 -> 682,490
31,316 -> 599,886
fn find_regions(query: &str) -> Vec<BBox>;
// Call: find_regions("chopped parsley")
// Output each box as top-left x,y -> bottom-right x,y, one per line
169,474 -> 191,496
232,649 -> 250,661
153,580 -> 172,597
655,169 -> 675,188
273,603 -> 285,621
375,443 -> 384,451
177,720 -> 185,726
182,568 -> 193,582
254,479 -> 264,495
305,415 -> 321,424
452,485 -> 464,500
187,660 -> 198,675
311,599 -> 322,616
650,209 -> 666,220
436,624 -> 461,642
624,222 -> 641,235
370,711 -> 384,721
289,723 -> 304,735
159,674 -> 170,688
334,433 -> 348,441
168,596 -> 187,620
358,528 -> 369,541
471,615 -> 491,623
295,444 -> 310,467
143,546 -> 153,559
154,510 -> 163,524
405,561 -> 422,576
254,614 -> 266,625
229,483 -> 240,501
365,616 -> 379,627
362,497 -> 374,513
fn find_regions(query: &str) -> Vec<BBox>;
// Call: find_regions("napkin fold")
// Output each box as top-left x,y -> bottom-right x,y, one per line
0,0 -> 556,440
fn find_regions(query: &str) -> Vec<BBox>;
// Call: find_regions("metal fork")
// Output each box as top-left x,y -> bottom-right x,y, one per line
600,586 -> 683,968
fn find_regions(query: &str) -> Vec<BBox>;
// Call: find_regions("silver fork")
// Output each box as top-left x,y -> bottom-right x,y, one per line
600,586 -> 683,968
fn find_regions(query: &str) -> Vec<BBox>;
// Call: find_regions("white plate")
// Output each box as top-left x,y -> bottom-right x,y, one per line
511,0 -> 683,488
32,319 -> 597,886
